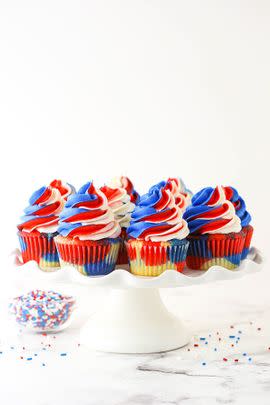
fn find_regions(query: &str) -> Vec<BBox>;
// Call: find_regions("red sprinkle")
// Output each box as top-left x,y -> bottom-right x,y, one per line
194,344 -> 199,347
231,344 -> 234,347
20,356 -> 23,359
223,358 -> 228,362
234,359 -> 239,362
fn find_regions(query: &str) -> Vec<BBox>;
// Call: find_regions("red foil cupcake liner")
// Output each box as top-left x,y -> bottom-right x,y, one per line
241,225 -> 254,259
117,229 -> 129,265
186,232 -> 245,270
17,231 -> 60,272
55,236 -> 120,276
126,239 -> 189,276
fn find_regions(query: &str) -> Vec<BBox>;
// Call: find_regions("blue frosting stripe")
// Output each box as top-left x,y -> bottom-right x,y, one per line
65,193 -> 97,208
29,186 -> 46,205
191,187 -> 213,206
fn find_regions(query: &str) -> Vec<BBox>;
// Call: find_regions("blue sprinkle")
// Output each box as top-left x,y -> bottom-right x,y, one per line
0,351 -> 2,354
42,363 -> 46,367
248,357 -> 252,362
237,337 -> 240,340
27,357 -> 32,361
200,337 -> 206,341
202,362 -> 206,366
236,341 -> 238,344
238,331 -> 242,334
209,334 -> 212,337
10,346 -> 15,350
243,353 -> 247,356
60,353 -> 67,356
229,336 -> 236,339
214,348 -> 217,351
34,354 -> 38,356
205,341 -> 208,345
42,348 -> 46,351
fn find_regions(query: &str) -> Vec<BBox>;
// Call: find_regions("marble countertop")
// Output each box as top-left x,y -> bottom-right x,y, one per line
0,266 -> 269,405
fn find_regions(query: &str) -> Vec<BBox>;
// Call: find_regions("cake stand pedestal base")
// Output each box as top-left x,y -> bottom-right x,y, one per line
80,288 -> 190,354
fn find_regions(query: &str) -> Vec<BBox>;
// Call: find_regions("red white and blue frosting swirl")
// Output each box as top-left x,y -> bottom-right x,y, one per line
190,185 -> 251,227
100,185 -> 135,228
109,176 -> 140,204
18,186 -> 65,233
127,183 -> 189,242
183,185 -> 242,235
223,186 -> 251,227
58,182 -> 121,240
49,179 -> 75,201
149,178 -> 192,210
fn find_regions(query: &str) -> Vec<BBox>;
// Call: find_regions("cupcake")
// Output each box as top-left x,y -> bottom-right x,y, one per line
109,176 -> 140,204
223,186 -> 253,260
17,185 -> 65,271
50,179 -> 76,200
183,186 -> 245,270
55,182 -> 121,276
126,182 -> 189,276
100,185 -> 135,265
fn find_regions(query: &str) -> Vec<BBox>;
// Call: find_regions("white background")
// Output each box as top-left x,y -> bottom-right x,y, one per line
0,0 -> 269,255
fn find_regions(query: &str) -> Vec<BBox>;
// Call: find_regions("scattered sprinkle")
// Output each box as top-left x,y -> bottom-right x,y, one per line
194,344 -> 199,347
27,358 -> 32,361
200,337 -> 206,341
202,362 -> 206,366
223,358 -> 228,362
229,336 -> 235,339
234,359 -> 239,363
60,353 -> 67,357
243,353 -> 247,356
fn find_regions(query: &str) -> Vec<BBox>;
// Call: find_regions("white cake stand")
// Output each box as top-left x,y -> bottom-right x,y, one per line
9,248 -> 263,354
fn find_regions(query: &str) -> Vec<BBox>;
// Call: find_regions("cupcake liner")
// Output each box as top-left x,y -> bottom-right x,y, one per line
241,225 -> 253,260
55,236 -> 120,276
126,239 -> 189,276
186,232 -> 245,270
117,228 -> 129,265
18,231 -> 60,272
